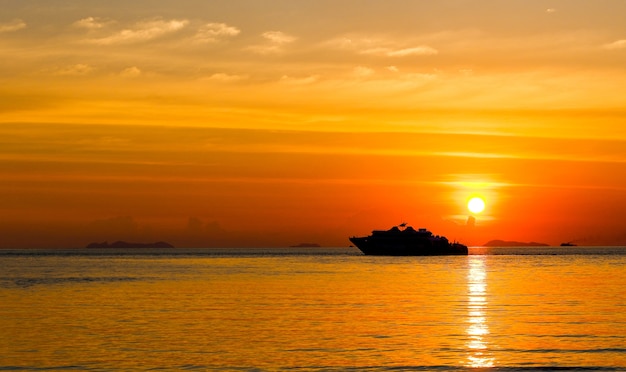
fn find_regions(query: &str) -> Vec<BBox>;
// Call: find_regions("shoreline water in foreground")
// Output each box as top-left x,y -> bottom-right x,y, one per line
1,246 -> 625,370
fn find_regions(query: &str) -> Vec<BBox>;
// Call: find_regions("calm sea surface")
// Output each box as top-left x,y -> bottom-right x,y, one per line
1,247 -> 625,371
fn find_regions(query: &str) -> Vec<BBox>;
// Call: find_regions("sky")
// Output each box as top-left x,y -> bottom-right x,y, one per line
2,0 -> 626,248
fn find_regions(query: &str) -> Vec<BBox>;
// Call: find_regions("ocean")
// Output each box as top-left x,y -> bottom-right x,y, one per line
1,247 -> 625,371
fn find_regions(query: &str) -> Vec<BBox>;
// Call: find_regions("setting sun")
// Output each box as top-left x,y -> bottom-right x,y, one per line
468,197 -> 486,214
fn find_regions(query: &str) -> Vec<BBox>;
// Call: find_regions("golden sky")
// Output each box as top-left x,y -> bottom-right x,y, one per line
2,1 -> 626,247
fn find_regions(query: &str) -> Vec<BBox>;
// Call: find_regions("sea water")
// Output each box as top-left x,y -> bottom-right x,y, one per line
1,247 -> 625,371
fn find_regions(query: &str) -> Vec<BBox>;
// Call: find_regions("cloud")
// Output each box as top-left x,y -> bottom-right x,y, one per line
205,73 -> 247,82
184,218 -> 234,246
353,66 -> 375,78
603,39 -> 626,50
327,35 -> 437,57
0,19 -> 26,33
187,217 -> 203,234
194,22 -> 240,43
91,18 -> 189,45
73,17 -> 107,29
280,75 -> 319,85
248,30 -> 297,54
119,66 -> 142,78
360,45 -> 438,57
54,63 -> 95,76
262,31 -> 296,44
384,46 -> 438,57
546,8 -> 557,14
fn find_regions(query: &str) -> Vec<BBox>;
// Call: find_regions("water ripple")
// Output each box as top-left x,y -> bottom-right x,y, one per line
3,276 -> 140,288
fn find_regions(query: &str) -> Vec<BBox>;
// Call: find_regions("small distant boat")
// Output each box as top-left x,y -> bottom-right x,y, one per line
560,242 -> 577,247
349,224 -> 468,256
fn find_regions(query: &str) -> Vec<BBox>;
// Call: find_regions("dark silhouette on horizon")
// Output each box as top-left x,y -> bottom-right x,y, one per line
350,224 -> 468,256
483,239 -> 548,247
290,243 -> 321,248
86,241 -> 175,249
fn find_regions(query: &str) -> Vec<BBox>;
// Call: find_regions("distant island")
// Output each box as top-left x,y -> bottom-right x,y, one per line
289,243 -> 321,248
483,239 -> 549,247
86,241 -> 175,249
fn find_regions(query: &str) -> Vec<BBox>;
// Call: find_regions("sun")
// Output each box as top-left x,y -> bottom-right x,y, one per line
467,197 -> 485,214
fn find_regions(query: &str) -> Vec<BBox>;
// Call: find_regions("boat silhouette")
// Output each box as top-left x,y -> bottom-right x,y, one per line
350,224 -> 468,256
560,242 -> 577,247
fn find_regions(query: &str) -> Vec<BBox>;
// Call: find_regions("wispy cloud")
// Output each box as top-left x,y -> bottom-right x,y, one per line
0,19 -> 26,33
90,18 -> 189,45
53,63 -> 95,76
372,46 -> 438,57
119,66 -> 142,78
280,75 -> 319,85
353,66 -> 375,78
326,34 -> 438,57
194,22 -> 240,43
263,31 -> 296,44
73,17 -> 108,30
248,31 -> 297,54
204,73 -> 247,82
603,39 -> 626,50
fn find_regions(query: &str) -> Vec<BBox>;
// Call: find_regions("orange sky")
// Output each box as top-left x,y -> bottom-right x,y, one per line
2,1 -> 626,247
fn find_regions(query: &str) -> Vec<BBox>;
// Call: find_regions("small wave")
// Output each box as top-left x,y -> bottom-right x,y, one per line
4,276 -> 139,288
277,367 -> 621,371
0,366 -> 90,371
1,367 -> 622,372
498,348 -> 626,354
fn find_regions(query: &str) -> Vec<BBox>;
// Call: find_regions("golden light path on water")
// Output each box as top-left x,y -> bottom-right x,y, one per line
466,256 -> 495,368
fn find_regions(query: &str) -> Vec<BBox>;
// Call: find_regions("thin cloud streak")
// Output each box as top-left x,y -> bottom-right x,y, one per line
603,39 -> 626,50
89,19 -> 189,45
52,64 -> 95,76
194,22 -> 240,43
247,30 -> 297,54
3,124 -> 626,165
326,34 -> 438,57
0,19 -> 26,33
73,17 -> 108,30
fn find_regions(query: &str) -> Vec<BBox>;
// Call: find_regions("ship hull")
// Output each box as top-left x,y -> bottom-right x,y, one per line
349,237 -> 468,256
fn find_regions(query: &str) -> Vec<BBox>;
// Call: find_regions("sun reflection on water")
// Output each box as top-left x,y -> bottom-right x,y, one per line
466,256 -> 495,368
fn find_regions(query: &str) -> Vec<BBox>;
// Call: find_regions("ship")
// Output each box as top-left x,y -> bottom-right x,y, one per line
349,224 -> 468,256
560,242 -> 577,247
